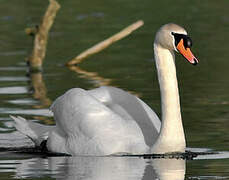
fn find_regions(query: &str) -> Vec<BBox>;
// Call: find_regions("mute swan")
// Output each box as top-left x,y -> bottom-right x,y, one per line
11,23 -> 198,156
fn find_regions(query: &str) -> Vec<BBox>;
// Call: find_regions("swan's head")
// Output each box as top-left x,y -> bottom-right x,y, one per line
154,23 -> 198,65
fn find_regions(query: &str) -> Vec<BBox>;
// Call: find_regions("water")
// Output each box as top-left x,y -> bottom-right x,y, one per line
1,152 -> 229,180
0,0 -> 229,179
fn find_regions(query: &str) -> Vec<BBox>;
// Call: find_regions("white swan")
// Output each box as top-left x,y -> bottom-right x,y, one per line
11,23 -> 198,156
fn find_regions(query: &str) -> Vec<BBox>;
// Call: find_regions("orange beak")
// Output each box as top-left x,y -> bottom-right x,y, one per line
177,39 -> 199,65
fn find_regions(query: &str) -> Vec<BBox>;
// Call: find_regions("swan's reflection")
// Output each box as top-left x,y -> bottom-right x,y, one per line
13,156 -> 185,180
146,159 -> 185,180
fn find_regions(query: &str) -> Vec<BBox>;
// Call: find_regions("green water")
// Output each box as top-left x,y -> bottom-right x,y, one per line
0,0 -> 229,179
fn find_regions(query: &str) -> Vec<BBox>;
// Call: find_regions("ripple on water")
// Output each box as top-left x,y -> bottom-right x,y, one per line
0,86 -> 28,94
0,50 -> 26,56
7,98 -> 39,105
0,77 -> 29,82
0,131 -> 34,148
194,151 -> 229,160
188,176 -> 228,180
0,66 -> 27,71
1,109 -> 53,117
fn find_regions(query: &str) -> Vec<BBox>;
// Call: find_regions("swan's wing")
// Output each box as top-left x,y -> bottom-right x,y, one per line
88,86 -> 161,146
50,88 -> 148,155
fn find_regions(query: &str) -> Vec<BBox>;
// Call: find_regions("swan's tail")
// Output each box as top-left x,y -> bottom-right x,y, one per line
10,115 -> 53,146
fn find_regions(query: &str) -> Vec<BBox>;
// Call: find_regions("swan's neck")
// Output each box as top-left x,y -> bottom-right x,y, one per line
150,44 -> 185,153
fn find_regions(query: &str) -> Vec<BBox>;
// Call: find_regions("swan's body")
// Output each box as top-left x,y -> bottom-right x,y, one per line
11,23 -> 198,156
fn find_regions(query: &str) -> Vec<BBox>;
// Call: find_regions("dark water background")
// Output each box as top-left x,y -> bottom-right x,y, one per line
0,0 -> 229,179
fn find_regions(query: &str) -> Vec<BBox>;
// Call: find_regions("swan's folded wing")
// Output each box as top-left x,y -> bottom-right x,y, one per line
50,88 -> 148,154
88,86 -> 161,146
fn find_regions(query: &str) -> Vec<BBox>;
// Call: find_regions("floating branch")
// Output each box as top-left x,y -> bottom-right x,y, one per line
28,0 -> 60,71
66,20 -> 144,66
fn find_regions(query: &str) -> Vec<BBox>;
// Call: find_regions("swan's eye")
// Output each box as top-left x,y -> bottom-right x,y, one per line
171,32 -> 192,49
184,36 -> 192,48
